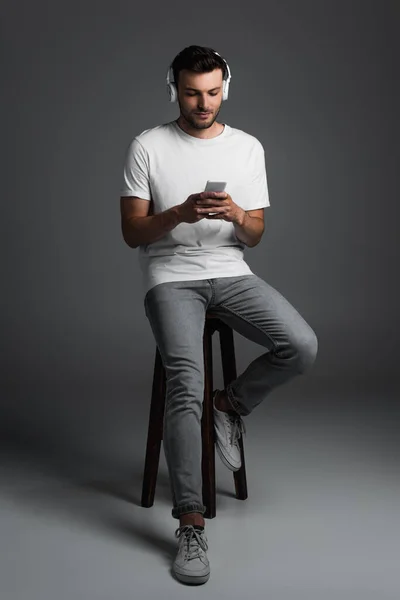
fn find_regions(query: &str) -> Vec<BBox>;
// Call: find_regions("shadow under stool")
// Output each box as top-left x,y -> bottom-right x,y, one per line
141,312 -> 248,519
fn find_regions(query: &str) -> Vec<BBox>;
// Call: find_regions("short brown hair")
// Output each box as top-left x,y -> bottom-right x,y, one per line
171,45 -> 228,91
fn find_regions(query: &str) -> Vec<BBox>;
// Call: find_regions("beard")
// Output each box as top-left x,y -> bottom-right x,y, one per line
179,104 -> 221,129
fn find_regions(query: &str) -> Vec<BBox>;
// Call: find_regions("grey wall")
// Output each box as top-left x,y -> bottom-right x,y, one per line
1,0 -> 399,470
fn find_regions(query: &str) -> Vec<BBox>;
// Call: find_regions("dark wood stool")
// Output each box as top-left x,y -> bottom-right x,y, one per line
141,312 -> 248,519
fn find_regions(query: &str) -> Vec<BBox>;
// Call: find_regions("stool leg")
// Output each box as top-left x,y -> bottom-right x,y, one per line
202,326 -> 216,519
219,323 -> 248,501
141,347 -> 166,508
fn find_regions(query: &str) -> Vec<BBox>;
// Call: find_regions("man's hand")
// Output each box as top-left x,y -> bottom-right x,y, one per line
176,191 -> 244,225
196,192 -> 245,225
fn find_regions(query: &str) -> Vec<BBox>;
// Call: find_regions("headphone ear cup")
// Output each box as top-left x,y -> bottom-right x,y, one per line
172,83 -> 178,102
222,79 -> 229,101
167,82 -> 177,102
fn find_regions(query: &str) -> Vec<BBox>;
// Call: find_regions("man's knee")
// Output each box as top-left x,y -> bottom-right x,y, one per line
296,328 -> 318,373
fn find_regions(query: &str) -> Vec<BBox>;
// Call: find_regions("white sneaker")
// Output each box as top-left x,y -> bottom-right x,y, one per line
172,525 -> 210,585
213,389 -> 246,472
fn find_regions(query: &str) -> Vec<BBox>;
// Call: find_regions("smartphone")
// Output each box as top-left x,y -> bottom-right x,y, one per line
204,181 -> 227,215
204,180 -> 227,192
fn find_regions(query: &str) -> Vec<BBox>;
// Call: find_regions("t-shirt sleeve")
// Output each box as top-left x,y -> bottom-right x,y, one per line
120,138 -> 152,200
247,141 -> 270,209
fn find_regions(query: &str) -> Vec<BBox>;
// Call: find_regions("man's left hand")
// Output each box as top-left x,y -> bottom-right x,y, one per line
195,193 -> 245,225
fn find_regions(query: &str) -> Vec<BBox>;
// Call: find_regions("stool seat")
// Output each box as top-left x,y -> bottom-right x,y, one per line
141,312 -> 248,519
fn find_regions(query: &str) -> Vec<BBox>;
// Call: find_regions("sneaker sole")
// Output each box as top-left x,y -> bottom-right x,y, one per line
173,565 -> 210,585
215,438 -> 241,472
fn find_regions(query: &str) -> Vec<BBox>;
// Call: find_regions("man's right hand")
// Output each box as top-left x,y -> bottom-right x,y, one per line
176,192 -> 227,224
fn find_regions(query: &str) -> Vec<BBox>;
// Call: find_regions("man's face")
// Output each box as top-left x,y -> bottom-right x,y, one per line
177,68 -> 224,130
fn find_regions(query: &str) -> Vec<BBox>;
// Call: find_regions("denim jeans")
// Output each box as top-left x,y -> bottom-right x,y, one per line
144,274 -> 318,519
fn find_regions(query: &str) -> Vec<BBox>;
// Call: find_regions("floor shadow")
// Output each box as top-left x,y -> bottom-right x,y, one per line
82,469 -> 173,507
0,439 -> 177,563
1,439 -> 243,561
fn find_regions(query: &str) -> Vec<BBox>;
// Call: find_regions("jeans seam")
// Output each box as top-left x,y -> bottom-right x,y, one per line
208,279 -> 216,306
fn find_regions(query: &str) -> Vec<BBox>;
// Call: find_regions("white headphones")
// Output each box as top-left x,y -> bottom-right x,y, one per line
166,50 -> 232,103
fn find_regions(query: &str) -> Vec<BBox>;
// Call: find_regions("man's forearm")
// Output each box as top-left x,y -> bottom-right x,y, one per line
122,206 -> 181,248
233,210 -> 264,247
122,204 -> 264,249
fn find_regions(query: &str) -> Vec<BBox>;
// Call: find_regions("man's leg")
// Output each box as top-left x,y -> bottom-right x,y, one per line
144,279 -> 211,523
209,274 -> 318,416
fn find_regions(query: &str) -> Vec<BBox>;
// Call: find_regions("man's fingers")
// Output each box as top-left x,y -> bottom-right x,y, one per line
202,191 -> 227,198
198,193 -> 228,203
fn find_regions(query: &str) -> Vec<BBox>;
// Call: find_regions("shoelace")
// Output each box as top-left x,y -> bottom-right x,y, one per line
225,412 -> 246,446
175,525 -> 208,561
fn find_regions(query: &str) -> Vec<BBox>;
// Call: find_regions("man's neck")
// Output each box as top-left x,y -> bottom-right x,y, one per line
176,117 -> 224,140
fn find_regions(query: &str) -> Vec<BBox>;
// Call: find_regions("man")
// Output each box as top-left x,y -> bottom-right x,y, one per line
120,45 -> 318,585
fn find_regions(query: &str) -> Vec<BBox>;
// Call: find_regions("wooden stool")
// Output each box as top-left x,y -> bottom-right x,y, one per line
141,312 -> 248,519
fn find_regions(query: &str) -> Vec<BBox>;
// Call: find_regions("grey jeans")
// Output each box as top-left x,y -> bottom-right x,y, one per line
144,274 -> 318,519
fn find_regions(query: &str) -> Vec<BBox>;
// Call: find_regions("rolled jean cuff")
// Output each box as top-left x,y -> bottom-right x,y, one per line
226,383 -> 249,416
171,502 -> 207,519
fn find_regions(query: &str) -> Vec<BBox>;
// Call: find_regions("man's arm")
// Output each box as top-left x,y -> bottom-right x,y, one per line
120,196 -> 182,248
233,208 -> 265,248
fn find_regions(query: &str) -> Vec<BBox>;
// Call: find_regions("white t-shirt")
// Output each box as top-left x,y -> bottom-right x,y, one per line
120,120 -> 270,296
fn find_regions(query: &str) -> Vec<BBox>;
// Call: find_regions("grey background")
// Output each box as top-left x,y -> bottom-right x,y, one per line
1,1 -> 399,598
